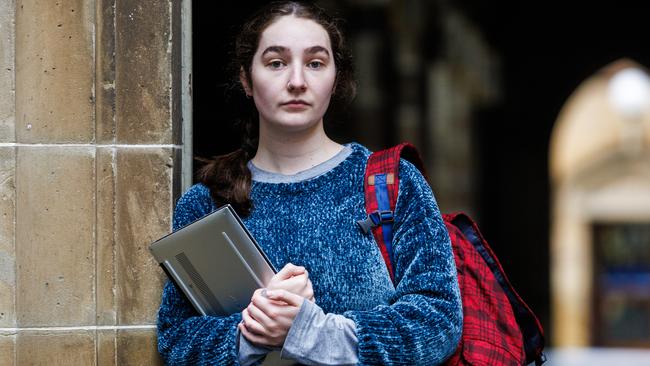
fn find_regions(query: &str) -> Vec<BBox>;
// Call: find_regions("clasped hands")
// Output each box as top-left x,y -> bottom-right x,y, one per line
239,263 -> 315,348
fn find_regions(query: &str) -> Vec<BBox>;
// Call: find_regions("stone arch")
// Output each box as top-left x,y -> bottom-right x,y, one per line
549,59 -> 650,347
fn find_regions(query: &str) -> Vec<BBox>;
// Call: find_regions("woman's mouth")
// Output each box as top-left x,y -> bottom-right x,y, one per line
281,100 -> 310,109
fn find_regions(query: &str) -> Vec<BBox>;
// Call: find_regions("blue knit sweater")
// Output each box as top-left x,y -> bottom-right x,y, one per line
157,143 -> 463,365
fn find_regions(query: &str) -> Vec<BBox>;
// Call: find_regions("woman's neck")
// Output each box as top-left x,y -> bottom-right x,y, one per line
252,122 -> 343,175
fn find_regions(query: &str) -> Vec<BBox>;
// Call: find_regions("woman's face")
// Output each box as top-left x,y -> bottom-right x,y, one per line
244,16 -> 337,133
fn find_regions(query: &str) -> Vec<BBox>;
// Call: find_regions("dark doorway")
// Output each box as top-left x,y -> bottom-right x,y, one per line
192,1 -> 268,162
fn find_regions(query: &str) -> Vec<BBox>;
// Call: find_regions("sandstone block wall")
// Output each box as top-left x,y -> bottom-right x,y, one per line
0,0 -> 183,364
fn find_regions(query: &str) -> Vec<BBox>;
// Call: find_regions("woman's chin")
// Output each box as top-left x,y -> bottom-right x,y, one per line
264,117 -> 323,133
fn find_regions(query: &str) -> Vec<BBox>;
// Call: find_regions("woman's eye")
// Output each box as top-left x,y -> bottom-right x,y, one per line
268,60 -> 285,69
307,61 -> 324,69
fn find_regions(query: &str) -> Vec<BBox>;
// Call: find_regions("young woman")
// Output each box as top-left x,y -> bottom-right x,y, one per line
157,2 -> 462,365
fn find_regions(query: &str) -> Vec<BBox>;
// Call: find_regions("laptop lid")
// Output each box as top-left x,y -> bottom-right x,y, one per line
149,204 -> 277,316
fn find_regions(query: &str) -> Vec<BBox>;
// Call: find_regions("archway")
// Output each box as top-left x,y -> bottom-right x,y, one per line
549,59 -> 650,349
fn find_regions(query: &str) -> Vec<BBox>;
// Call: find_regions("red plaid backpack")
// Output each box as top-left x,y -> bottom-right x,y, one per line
358,142 -> 546,366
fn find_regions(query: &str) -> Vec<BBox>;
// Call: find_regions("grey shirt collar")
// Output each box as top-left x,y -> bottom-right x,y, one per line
247,144 -> 353,184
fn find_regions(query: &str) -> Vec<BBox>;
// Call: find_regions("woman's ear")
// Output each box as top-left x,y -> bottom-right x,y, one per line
240,67 -> 252,97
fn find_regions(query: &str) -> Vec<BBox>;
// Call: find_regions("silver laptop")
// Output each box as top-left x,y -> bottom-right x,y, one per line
149,204 -> 277,316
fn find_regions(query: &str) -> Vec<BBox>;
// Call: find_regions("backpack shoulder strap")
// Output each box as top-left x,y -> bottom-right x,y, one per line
358,142 -> 426,282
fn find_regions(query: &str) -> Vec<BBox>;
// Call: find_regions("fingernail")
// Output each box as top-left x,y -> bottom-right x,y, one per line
261,288 -> 268,298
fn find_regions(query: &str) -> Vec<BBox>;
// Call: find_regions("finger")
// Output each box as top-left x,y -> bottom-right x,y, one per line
285,275 -> 313,299
291,275 -> 313,299
266,289 -> 304,307
252,287 -> 268,301
252,292 -> 298,319
252,288 -> 279,308
239,322 -> 272,347
303,277 -> 314,301
275,263 -> 305,280
247,303 -> 274,328
252,290 -> 294,319
252,293 -> 286,319
241,308 -> 267,336
252,288 -> 274,308
271,274 -> 308,292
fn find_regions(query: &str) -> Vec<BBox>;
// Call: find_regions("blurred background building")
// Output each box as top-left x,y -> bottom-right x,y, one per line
1,0 -> 649,364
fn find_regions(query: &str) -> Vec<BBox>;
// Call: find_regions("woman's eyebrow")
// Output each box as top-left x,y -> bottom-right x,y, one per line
261,45 -> 330,58
261,46 -> 287,57
305,46 -> 330,57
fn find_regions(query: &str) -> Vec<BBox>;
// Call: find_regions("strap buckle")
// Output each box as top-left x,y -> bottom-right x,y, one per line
357,210 -> 394,234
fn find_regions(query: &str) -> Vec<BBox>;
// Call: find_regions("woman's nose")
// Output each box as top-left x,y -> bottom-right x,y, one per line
287,65 -> 307,92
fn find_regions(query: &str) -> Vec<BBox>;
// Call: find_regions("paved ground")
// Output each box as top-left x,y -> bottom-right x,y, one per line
544,348 -> 650,366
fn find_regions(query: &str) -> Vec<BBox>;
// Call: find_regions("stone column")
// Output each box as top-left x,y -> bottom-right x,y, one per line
1,0 -> 182,364
0,0 -> 16,364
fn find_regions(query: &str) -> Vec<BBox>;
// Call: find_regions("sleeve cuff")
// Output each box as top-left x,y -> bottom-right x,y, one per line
238,327 -> 273,366
281,300 -> 359,365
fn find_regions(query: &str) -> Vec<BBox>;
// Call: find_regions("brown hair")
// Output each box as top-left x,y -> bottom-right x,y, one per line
196,1 -> 356,216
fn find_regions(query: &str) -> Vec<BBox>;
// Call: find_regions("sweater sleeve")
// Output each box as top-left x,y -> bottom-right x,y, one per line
344,160 -> 463,365
156,184 -> 243,365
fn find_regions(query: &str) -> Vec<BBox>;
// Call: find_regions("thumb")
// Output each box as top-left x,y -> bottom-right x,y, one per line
266,289 -> 304,307
276,263 -> 305,280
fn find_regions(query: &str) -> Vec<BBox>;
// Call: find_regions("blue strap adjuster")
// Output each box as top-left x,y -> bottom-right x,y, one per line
357,210 -> 394,234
